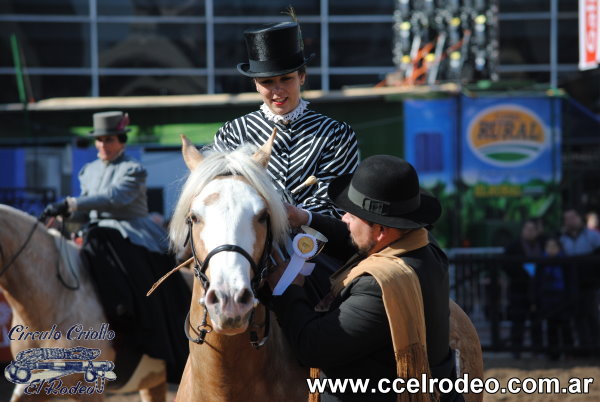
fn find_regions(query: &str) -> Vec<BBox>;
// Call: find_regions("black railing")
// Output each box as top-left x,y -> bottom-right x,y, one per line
449,251 -> 600,357
0,187 -> 56,217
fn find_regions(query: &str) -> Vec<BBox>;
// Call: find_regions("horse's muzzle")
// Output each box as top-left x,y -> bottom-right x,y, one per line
204,287 -> 255,334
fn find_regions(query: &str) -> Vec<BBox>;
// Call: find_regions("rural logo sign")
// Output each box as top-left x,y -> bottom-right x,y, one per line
467,104 -> 548,167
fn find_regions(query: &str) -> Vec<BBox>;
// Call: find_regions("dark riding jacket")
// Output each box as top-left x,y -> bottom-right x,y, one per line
271,213 -> 453,401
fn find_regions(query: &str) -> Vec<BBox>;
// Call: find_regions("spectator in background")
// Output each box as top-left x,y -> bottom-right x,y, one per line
504,219 -> 544,358
560,209 -> 600,352
535,237 -> 572,360
587,211 -> 600,233
532,217 -> 548,245
562,209 -> 600,254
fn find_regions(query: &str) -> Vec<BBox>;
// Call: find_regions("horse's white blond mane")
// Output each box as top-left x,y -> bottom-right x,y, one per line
169,145 -> 290,253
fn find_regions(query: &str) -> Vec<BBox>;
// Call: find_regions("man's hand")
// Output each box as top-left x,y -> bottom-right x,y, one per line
285,203 -> 309,228
43,200 -> 69,218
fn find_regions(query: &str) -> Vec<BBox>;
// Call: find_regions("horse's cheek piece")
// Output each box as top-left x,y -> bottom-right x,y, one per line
184,215 -> 273,348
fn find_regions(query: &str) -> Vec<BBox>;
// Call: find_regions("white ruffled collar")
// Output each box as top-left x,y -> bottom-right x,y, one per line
260,99 -> 309,125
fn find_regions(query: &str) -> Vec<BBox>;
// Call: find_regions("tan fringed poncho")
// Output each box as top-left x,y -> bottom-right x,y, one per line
310,228 -> 433,402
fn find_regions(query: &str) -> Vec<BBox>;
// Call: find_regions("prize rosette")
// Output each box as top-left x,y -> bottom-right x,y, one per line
293,233 -> 318,259
272,226 -> 327,296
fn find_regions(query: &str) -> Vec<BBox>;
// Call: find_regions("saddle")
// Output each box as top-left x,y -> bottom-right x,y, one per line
80,225 -> 191,385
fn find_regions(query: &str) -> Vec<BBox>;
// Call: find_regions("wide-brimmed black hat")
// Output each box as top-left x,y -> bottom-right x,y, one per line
237,22 -> 315,77
328,155 -> 442,229
89,111 -> 131,137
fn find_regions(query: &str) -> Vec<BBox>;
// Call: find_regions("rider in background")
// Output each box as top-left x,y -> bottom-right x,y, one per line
43,111 -> 165,254
42,111 -> 189,384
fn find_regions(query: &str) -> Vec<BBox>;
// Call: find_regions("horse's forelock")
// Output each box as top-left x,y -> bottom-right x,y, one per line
169,148 -> 289,253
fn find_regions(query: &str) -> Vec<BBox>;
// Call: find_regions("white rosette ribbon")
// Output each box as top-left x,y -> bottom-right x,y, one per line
272,233 -> 318,296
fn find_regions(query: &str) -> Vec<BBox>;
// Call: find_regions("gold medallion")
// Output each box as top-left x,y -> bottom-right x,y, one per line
297,236 -> 315,254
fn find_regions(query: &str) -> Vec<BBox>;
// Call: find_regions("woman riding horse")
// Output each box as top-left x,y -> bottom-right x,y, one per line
207,15 -> 359,218
42,111 -> 190,386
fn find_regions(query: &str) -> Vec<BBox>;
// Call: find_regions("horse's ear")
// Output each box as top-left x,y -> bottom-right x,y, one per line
252,127 -> 277,168
181,134 -> 203,171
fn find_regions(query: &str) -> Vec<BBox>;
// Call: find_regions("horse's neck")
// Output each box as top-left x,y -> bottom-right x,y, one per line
186,286 -> 299,400
188,297 -> 270,372
1,227 -> 88,329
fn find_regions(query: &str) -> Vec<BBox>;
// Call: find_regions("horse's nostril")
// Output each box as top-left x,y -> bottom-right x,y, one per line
205,289 -> 219,306
235,289 -> 253,305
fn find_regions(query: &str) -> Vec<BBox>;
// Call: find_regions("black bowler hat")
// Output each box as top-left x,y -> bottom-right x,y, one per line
89,111 -> 130,137
237,22 -> 315,77
328,155 -> 442,229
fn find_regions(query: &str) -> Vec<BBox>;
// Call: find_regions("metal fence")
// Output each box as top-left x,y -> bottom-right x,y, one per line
448,248 -> 600,357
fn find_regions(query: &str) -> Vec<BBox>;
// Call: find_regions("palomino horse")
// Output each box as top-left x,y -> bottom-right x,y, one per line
170,133 -> 483,402
0,204 -> 168,401
169,134 -> 307,401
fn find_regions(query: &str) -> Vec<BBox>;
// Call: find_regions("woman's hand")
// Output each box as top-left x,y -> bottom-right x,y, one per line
285,203 -> 309,228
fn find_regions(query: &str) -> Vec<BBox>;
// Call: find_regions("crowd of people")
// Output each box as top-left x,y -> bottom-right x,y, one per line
504,209 -> 600,360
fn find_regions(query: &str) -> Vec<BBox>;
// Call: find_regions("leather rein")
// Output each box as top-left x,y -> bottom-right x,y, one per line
183,215 -> 273,349
0,220 -> 39,276
0,217 -> 80,290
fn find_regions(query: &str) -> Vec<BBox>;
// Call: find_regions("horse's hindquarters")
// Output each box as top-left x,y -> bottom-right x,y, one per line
449,300 -> 484,402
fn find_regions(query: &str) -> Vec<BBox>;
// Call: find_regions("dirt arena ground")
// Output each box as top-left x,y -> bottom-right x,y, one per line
481,353 -> 599,401
1,353 -> 598,401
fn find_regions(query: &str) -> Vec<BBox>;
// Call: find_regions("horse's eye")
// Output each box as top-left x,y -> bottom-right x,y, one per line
257,211 -> 269,224
190,214 -> 199,224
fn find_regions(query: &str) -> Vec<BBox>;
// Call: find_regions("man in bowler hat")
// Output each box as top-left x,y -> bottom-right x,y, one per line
268,155 -> 461,401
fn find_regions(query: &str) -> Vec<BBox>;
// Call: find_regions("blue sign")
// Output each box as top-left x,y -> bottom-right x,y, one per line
460,96 -> 562,187
403,98 -> 457,190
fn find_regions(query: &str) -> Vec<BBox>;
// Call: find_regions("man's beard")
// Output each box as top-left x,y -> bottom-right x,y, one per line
351,236 -> 376,257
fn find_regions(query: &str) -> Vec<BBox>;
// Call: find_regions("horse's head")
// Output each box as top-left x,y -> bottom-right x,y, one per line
170,132 -> 288,336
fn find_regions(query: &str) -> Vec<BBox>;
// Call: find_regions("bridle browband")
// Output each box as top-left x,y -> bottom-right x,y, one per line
183,214 -> 273,349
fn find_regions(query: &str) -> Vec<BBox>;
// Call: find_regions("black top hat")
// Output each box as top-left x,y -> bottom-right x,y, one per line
328,155 -> 442,229
237,22 -> 315,78
89,111 -> 131,137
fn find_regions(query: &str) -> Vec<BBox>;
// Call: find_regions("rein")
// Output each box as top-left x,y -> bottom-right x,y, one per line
54,219 -> 80,290
0,215 -> 80,290
0,220 -> 39,276
184,215 -> 273,348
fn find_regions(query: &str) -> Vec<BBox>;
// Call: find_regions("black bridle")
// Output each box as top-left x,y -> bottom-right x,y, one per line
183,215 -> 273,349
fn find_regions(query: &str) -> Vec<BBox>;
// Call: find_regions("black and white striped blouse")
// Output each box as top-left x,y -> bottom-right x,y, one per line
208,108 -> 359,217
